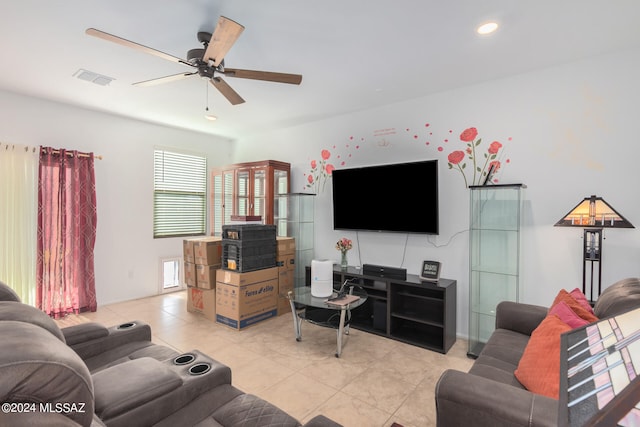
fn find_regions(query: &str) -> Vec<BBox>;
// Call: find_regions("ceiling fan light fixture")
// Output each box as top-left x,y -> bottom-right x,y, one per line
86,16 -> 301,107
477,22 -> 499,35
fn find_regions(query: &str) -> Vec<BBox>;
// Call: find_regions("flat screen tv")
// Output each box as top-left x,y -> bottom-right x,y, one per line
331,159 -> 438,234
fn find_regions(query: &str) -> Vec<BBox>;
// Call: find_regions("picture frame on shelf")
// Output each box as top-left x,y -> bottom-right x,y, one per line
420,260 -> 441,282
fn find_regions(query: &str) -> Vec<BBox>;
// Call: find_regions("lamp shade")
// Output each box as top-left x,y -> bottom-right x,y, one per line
555,195 -> 634,228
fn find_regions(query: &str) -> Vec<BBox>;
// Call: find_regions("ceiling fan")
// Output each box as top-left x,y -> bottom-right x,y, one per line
86,16 -> 302,105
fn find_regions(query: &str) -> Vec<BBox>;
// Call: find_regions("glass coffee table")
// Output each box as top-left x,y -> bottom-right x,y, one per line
287,286 -> 367,357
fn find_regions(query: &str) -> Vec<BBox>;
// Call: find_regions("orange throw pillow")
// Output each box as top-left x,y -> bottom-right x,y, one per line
514,314 -> 572,399
550,289 -> 598,323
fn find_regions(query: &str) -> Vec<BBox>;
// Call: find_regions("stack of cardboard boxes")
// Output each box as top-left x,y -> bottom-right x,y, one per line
184,237 -> 222,322
216,225 -> 277,330
183,226 -> 296,330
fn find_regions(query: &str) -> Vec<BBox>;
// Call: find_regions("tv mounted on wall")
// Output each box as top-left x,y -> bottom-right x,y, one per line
331,159 -> 439,234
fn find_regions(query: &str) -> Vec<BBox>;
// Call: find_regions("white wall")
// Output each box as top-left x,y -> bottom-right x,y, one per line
233,48 -> 640,337
0,90 -> 234,305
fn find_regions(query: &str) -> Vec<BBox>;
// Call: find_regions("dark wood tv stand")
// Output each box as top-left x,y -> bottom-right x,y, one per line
305,265 -> 456,353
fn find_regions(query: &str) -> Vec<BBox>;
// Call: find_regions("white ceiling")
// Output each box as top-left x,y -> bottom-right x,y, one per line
2,1 -> 640,141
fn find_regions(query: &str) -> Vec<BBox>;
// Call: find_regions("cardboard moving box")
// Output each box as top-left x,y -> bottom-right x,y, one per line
184,262 -> 197,287
196,264 -> 219,290
276,236 -> 296,254
193,237 -> 223,265
187,286 -> 216,322
183,240 -> 196,263
277,268 -> 295,316
276,237 -> 295,271
216,267 -> 278,330
217,267 -> 278,287
276,253 -> 295,271
275,237 -> 295,315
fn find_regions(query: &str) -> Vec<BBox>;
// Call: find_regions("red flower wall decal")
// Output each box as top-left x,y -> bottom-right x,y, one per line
306,149 -> 335,193
447,127 -> 508,187
448,151 -> 465,165
488,141 -> 502,154
459,127 -> 478,142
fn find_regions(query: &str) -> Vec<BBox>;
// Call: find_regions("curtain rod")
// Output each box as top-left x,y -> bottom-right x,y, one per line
41,147 -> 103,160
1,143 -> 103,160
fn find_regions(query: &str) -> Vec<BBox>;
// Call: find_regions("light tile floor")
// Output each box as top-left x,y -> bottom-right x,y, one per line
56,291 -> 473,427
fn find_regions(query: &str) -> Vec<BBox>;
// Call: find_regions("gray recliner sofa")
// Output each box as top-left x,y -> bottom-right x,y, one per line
0,281 -> 341,427
435,278 -> 640,427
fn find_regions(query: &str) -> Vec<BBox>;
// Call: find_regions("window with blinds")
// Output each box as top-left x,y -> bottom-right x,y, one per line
153,149 -> 207,238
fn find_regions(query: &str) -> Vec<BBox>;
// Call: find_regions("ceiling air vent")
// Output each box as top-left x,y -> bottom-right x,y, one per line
73,69 -> 115,86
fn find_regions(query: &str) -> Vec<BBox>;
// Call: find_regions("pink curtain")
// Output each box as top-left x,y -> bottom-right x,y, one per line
37,147 -> 97,318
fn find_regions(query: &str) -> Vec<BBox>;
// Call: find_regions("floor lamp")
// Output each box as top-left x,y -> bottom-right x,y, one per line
555,195 -> 634,303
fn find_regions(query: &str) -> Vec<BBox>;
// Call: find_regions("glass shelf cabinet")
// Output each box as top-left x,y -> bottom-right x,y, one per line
468,184 -> 526,358
276,193 -> 315,289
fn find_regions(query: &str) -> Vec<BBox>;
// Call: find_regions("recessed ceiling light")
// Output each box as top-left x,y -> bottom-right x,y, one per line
477,22 -> 498,35
205,114 -> 217,121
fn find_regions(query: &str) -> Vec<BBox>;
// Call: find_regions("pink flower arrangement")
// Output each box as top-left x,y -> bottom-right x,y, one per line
447,127 -> 506,187
335,237 -> 352,253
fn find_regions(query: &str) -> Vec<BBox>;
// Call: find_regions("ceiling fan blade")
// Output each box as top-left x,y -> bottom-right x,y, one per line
223,68 -> 302,85
133,72 -> 197,87
211,77 -> 245,105
86,28 -> 192,66
203,16 -> 245,67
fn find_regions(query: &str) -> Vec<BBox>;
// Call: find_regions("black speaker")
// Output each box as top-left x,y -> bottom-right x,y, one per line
362,264 -> 407,280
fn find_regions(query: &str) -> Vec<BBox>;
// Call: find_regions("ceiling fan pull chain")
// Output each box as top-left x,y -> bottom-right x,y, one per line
205,81 -> 209,112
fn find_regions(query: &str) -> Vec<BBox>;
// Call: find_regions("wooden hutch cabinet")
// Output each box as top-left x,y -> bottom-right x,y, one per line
210,160 -> 290,235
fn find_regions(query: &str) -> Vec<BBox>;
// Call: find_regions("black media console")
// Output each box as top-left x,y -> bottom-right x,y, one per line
305,265 -> 457,353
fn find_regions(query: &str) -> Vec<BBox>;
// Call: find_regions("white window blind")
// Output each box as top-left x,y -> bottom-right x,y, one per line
153,149 -> 207,238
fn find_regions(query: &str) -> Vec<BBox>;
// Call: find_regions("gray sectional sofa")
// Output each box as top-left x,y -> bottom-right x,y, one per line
0,281 -> 341,427
435,278 -> 640,427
